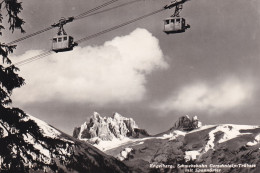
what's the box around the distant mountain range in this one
[74,112,260,173]
[1,108,260,173]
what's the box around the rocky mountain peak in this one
[73,112,149,146]
[171,115,202,131]
[113,112,123,120]
[91,112,104,124]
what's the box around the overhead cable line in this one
[13,7,165,67]
[7,26,54,46]
[74,0,120,20]
[7,0,121,45]
[75,8,165,44]
[75,0,142,20]
[13,51,54,67]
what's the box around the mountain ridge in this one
[3,107,259,173]
[106,123,260,173]
[72,113,260,173]
[73,112,150,151]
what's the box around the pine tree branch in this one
[0,119,10,135]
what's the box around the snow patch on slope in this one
[184,124,260,162]
[157,130,186,140]
[103,130,187,152]
[204,124,255,152]
[94,137,132,151]
[188,125,216,134]
[23,133,52,164]
[21,115,74,143]
[185,150,201,161]
[138,142,144,145]
[218,125,254,143]
[22,115,60,139]
[117,148,133,161]
[247,134,260,146]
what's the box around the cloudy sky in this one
[2,0,260,135]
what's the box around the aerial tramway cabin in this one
[51,17,77,53]
[163,17,189,34]
[52,34,75,53]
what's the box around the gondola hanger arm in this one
[51,17,75,28]
[164,0,189,9]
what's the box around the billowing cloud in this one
[156,78,254,113]
[12,28,168,105]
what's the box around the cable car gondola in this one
[51,17,77,53]
[163,0,190,34]
[52,35,76,52]
[163,17,190,34]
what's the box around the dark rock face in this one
[171,115,202,131]
[73,112,150,141]
[133,128,150,138]
[72,126,80,138]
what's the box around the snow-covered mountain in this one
[0,107,131,173]
[103,116,260,173]
[3,104,259,173]
[73,112,149,151]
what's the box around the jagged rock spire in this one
[73,112,149,142]
[171,115,202,131]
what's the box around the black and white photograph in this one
[0,0,260,172]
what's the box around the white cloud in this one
[12,28,168,105]
[156,78,254,113]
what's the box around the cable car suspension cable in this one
[6,0,121,45]
[74,0,120,20]
[74,0,142,20]
[75,8,165,44]
[13,7,166,67]
[13,51,54,67]
[7,26,54,46]
[7,0,186,46]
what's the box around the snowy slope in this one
[105,123,260,173]
[72,113,260,173]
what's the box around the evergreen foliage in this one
[0,0,25,106]
[0,1,26,171]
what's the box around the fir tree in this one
[0,0,26,170]
[0,0,25,106]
